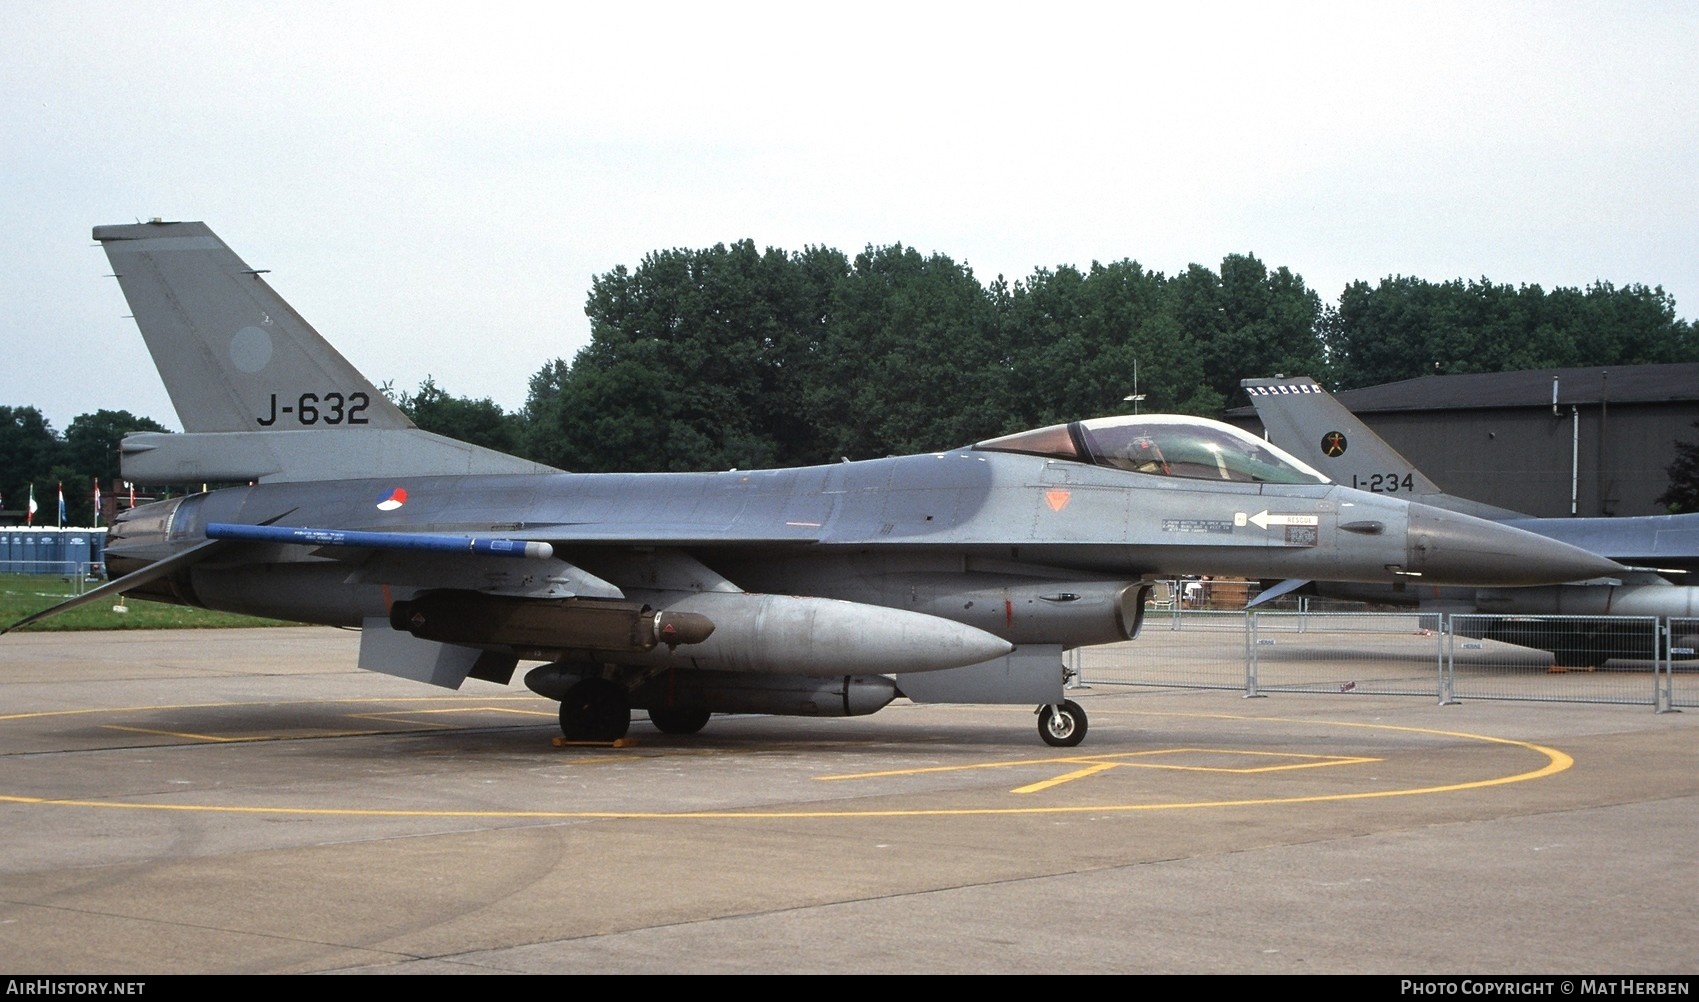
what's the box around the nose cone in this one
[1406,506,1625,586]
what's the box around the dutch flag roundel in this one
[376,487,408,511]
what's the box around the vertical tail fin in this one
[1241,376,1523,519]
[95,221,556,483]
[94,220,413,433]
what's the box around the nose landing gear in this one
[1036,699,1087,747]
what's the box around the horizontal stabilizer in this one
[119,428,556,485]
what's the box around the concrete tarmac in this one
[0,627,1694,974]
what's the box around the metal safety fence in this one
[0,562,104,595]
[1073,609,1690,712]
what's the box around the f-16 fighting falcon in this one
[2,223,1628,746]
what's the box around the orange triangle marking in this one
[1045,490,1071,512]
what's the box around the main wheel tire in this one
[648,705,711,735]
[559,678,631,742]
[1037,699,1087,747]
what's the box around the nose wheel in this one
[1037,699,1087,747]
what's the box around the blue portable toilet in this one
[64,533,91,576]
[37,531,64,576]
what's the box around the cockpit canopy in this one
[974,415,1328,485]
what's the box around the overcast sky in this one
[3,1,1694,433]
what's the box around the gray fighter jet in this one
[1,223,1628,746]
[1242,375,1699,661]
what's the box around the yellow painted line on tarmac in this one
[1011,761,1119,794]
[101,724,250,742]
[345,705,556,729]
[823,748,1378,781]
[0,708,1573,820]
[1124,707,1581,771]
[823,747,1381,793]
[1110,748,1384,772]
[103,724,408,742]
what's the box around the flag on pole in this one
[93,481,103,526]
[27,484,37,525]
[58,482,66,528]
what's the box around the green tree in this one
[0,406,61,522]
[997,264,1096,426]
[517,359,573,468]
[808,244,1003,458]
[1212,254,1328,392]
[997,258,1215,426]
[60,409,171,525]
[1323,276,1697,389]
[1571,281,1696,365]
[395,376,522,456]
[63,409,169,483]
[525,241,850,472]
[512,238,1693,474]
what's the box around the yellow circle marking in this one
[0,705,1572,819]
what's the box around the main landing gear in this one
[1036,699,1087,747]
[647,705,712,735]
[558,677,631,743]
[555,678,713,741]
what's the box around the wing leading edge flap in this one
[207,522,556,558]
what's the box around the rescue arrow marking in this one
[1240,510,1320,530]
